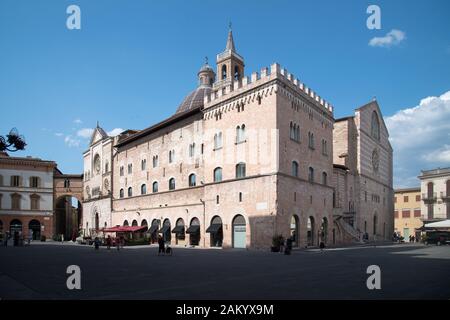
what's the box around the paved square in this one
[1,243,449,299]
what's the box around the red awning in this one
[103,226,147,233]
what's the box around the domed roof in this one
[175,86,212,114]
[199,64,214,73]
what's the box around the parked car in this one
[424,232,450,245]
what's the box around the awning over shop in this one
[172,225,185,234]
[186,225,200,234]
[148,225,159,234]
[103,226,147,233]
[206,224,222,233]
[425,219,450,228]
[159,225,170,233]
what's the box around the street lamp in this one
[0,128,27,152]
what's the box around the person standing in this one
[158,235,165,256]
[106,235,111,250]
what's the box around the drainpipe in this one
[200,199,205,247]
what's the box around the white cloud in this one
[385,90,450,188]
[369,29,406,47]
[76,128,94,139]
[422,145,450,163]
[64,135,80,148]
[54,132,64,137]
[73,118,83,124]
[108,128,124,136]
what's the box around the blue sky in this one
[0,0,449,188]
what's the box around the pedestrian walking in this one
[28,229,33,245]
[94,237,100,250]
[319,241,325,252]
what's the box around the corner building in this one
[83,29,393,248]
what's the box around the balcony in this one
[440,192,450,202]
[422,192,437,203]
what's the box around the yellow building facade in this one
[394,188,422,241]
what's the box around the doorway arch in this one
[28,219,41,240]
[232,215,246,248]
[187,217,200,246]
[173,218,185,245]
[54,195,82,240]
[290,215,300,247]
[321,217,328,244]
[10,219,22,235]
[161,218,171,243]
[207,216,223,247]
[307,216,315,246]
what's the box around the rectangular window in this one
[30,177,39,188]
[415,195,420,202]
[11,176,20,187]
[404,196,409,202]
[394,210,399,219]
[128,164,132,174]
[402,210,410,218]
[413,209,421,218]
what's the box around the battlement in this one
[204,63,334,114]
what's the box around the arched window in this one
[234,65,240,81]
[189,143,195,157]
[132,220,138,227]
[141,219,148,227]
[127,163,132,174]
[63,178,70,188]
[236,162,246,179]
[189,174,196,187]
[120,166,124,176]
[123,220,129,226]
[322,172,327,185]
[295,124,300,141]
[169,178,176,190]
[290,122,294,139]
[221,64,227,80]
[371,111,380,141]
[308,167,314,183]
[11,193,21,210]
[292,161,299,177]
[94,154,101,174]
[141,184,147,195]
[141,159,147,171]
[152,155,159,168]
[214,132,223,149]
[152,181,159,193]
[214,167,222,182]
[322,139,328,155]
[30,194,40,210]
[308,132,315,149]
[119,189,124,198]
[169,150,175,163]
[128,187,132,197]
[236,125,246,143]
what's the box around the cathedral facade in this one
[81,29,394,248]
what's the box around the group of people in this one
[1,230,34,247]
[93,235,125,251]
[157,235,172,255]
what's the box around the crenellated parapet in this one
[203,63,334,120]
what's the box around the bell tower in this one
[215,25,245,88]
